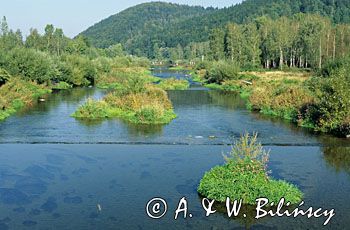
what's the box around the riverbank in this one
[183,63,349,138]
[0,78,51,121]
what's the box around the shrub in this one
[3,48,55,84]
[0,68,11,86]
[72,99,108,119]
[304,67,350,136]
[60,54,97,86]
[198,133,303,205]
[52,81,73,90]
[204,61,240,84]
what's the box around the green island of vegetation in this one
[157,78,190,90]
[72,77,177,124]
[198,133,303,204]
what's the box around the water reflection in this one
[323,147,350,174]
[125,123,164,137]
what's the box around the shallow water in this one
[0,69,349,229]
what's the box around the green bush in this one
[52,81,73,90]
[60,54,98,86]
[0,68,11,86]
[302,64,350,137]
[198,133,303,204]
[72,99,108,119]
[2,48,55,84]
[204,61,240,84]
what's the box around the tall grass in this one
[73,78,176,124]
[0,78,51,121]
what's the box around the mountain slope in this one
[81,2,213,49]
[81,0,350,57]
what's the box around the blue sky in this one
[0,0,242,38]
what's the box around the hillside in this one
[81,0,350,57]
[81,2,213,51]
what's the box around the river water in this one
[0,68,349,229]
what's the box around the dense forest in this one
[81,0,350,59]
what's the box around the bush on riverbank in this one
[303,67,350,136]
[0,78,51,121]
[198,133,303,204]
[249,83,314,121]
[52,81,73,90]
[204,61,240,84]
[72,78,176,124]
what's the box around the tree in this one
[44,24,54,52]
[26,28,43,50]
[242,23,261,68]
[224,23,243,64]
[0,16,9,36]
[209,28,225,61]
[53,28,64,56]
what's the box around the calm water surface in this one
[0,68,349,229]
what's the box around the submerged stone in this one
[0,188,31,205]
[41,197,58,213]
[14,177,47,196]
[60,174,69,181]
[52,213,61,219]
[0,223,8,230]
[22,220,37,227]
[140,171,152,180]
[23,165,54,180]
[13,207,25,213]
[29,209,41,216]
[63,196,83,204]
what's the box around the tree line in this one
[0,16,147,87]
[205,13,350,70]
[145,13,350,70]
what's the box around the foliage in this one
[81,1,350,60]
[304,66,350,136]
[157,78,190,90]
[0,78,51,121]
[204,61,240,84]
[73,80,176,124]
[52,81,73,90]
[72,98,108,119]
[198,133,303,204]
[1,48,55,84]
[0,68,10,86]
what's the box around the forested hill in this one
[80,2,213,50]
[81,0,350,57]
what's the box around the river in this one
[0,68,349,229]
